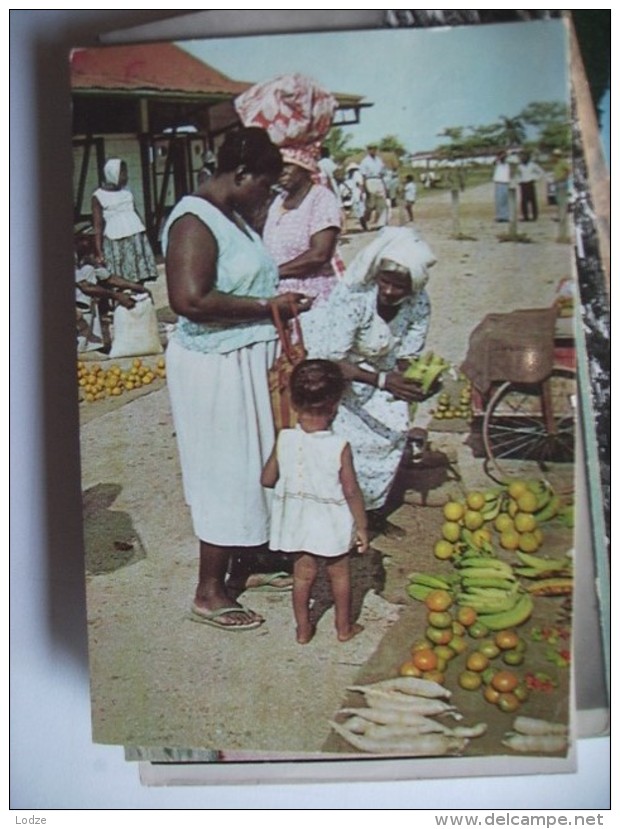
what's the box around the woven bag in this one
[268,302,307,433]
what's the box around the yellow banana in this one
[477,593,534,630]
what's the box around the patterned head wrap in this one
[103,158,122,187]
[342,227,436,293]
[235,74,336,175]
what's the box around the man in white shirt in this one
[516,151,544,221]
[359,144,388,229]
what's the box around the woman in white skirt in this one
[163,128,312,631]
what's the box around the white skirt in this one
[166,338,277,546]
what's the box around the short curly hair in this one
[290,359,345,415]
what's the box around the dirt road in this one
[80,181,575,759]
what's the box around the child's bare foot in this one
[337,623,364,642]
[296,624,316,645]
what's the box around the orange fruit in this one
[434,645,457,663]
[426,626,453,646]
[466,491,486,511]
[451,620,466,637]
[517,491,538,513]
[507,480,529,500]
[425,589,453,612]
[518,532,540,553]
[456,606,478,627]
[399,660,423,677]
[427,611,453,629]
[483,685,501,704]
[412,648,438,672]
[464,510,484,531]
[459,670,483,691]
[495,630,520,650]
[500,530,520,551]
[443,501,465,522]
[442,522,462,543]
[478,639,501,660]
[422,669,446,685]
[495,513,515,533]
[502,649,525,667]
[433,540,455,560]
[468,620,490,640]
[497,692,521,713]
[481,667,498,686]
[466,651,490,672]
[449,635,468,655]
[491,670,519,693]
[514,512,537,533]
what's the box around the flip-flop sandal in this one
[243,571,293,592]
[189,605,263,631]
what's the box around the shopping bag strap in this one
[270,300,305,361]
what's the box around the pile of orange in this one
[77,357,166,404]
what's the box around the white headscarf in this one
[341,226,436,293]
[103,158,122,187]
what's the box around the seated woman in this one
[303,227,437,535]
[262,146,342,308]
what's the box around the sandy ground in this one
[80,181,576,760]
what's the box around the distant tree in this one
[497,115,526,147]
[323,127,356,164]
[378,134,407,158]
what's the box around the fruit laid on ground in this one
[497,692,521,713]
[483,685,501,704]
[525,577,573,597]
[478,639,501,660]
[466,491,486,511]
[456,606,477,627]
[468,621,490,639]
[463,510,484,531]
[518,532,541,553]
[433,540,455,560]
[399,660,423,677]
[425,589,453,612]
[426,626,453,646]
[495,630,520,650]
[77,356,166,403]
[427,611,453,629]
[491,670,520,693]
[459,670,483,691]
[500,530,520,551]
[443,501,465,522]
[442,521,462,543]
[495,513,515,534]
[412,648,438,672]
[502,649,525,666]
[449,636,468,655]
[516,491,538,514]
[466,652,490,673]
[434,645,457,663]
[474,593,534,631]
[513,512,538,534]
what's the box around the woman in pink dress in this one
[262,146,342,308]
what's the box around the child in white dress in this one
[261,360,369,644]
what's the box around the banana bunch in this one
[556,503,575,529]
[478,489,506,523]
[514,551,573,596]
[454,557,534,630]
[404,352,450,394]
[407,572,453,603]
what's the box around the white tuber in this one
[512,716,569,737]
[330,720,468,755]
[347,676,451,700]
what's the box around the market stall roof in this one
[70,42,370,116]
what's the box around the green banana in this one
[458,556,511,571]
[557,504,575,528]
[460,565,516,580]
[477,593,534,630]
[407,583,434,602]
[480,493,505,522]
[456,593,519,614]
[407,572,452,590]
[462,577,518,591]
[534,494,562,523]
[515,551,573,574]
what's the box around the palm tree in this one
[497,115,526,147]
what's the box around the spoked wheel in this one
[482,366,577,494]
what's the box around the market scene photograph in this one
[72,19,585,764]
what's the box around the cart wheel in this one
[482,366,576,494]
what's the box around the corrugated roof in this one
[70,43,251,98]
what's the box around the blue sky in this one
[179,19,570,154]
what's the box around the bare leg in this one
[194,541,263,627]
[293,553,318,644]
[326,553,364,642]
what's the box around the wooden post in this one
[451,188,460,237]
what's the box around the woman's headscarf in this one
[103,158,122,187]
[341,227,437,293]
[234,74,336,177]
